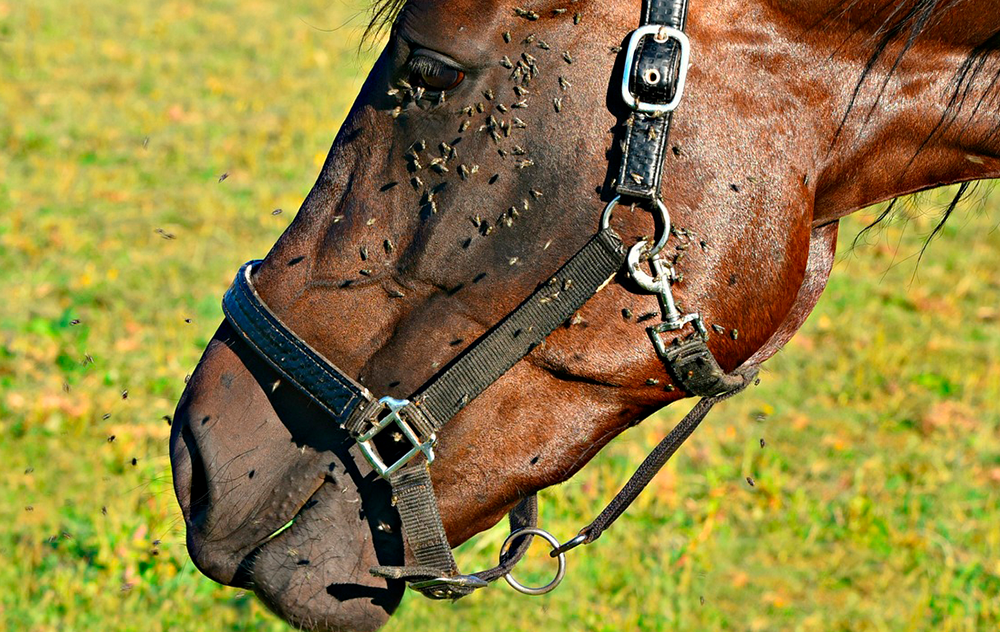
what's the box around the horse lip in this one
[169,329,331,587]
[177,418,329,587]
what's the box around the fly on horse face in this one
[169,0,1000,629]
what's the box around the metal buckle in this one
[409,575,488,600]
[621,25,691,113]
[357,396,436,478]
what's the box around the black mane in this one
[363,0,406,44]
[837,0,1000,260]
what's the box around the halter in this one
[221,0,754,601]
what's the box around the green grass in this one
[2,1,999,630]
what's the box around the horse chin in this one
[170,324,405,632]
[246,479,405,632]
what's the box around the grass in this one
[1,0,999,630]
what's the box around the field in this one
[2,1,999,630]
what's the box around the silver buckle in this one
[621,25,691,113]
[357,396,436,478]
[409,575,488,600]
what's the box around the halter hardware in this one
[356,396,436,478]
[600,195,672,258]
[409,574,489,600]
[501,528,567,596]
[625,240,708,348]
[621,25,691,113]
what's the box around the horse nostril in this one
[179,422,211,527]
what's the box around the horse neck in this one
[805,0,1000,222]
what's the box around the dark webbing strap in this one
[472,495,538,582]
[369,230,625,589]
[416,230,625,428]
[222,262,372,425]
[386,462,459,578]
[616,0,690,200]
[372,494,539,586]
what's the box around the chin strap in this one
[370,495,540,599]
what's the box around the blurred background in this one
[2,0,999,630]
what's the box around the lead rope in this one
[550,365,757,556]
[489,365,757,595]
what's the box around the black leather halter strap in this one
[220,0,750,602]
[614,0,742,397]
[617,0,690,199]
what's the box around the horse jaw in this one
[170,323,405,632]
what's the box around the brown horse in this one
[169,0,1000,629]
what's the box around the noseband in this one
[222,0,755,600]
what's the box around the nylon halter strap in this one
[221,0,749,602]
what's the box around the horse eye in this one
[407,52,465,91]
[416,66,464,91]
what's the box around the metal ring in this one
[599,196,671,258]
[646,198,671,257]
[599,195,622,231]
[501,527,567,596]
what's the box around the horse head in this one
[170,0,1000,629]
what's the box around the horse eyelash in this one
[407,55,451,80]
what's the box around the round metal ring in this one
[646,197,671,257]
[600,197,671,258]
[501,527,567,596]
[599,195,622,231]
